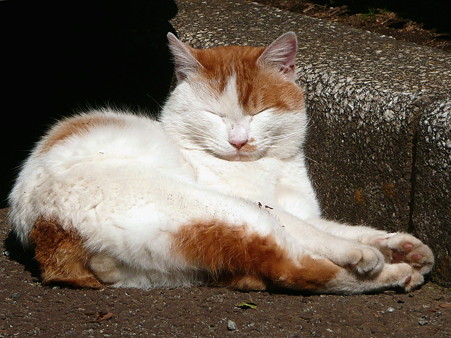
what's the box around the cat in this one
[8,32,434,294]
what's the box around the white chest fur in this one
[184,150,288,205]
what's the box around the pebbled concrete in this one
[172,0,450,286]
[413,100,450,285]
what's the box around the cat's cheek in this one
[210,123,234,157]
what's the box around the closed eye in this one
[205,110,224,118]
[253,106,274,115]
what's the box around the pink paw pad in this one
[402,242,414,251]
[391,242,421,263]
[410,253,423,262]
[392,250,406,263]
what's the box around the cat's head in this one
[161,32,307,161]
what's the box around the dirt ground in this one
[1,209,450,337]
[253,0,451,52]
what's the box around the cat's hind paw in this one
[346,246,385,276]
[376,263,424,292]
[371,233,434,275]
[89,253,123,284]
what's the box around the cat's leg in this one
[27,193,424,293]
[170,219,424,294]
[81,179,388,290]
[305,217,434,276]
[30,217,103,289]
[268,210,387,276]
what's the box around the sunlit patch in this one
[39,113,126,154]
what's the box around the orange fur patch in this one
[39,114,125,153]
[229,275,268,291]
[30,217,102,288]
[172,220,339,291]
[192,46,305,114]
[240,142,257,152]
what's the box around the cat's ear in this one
[257,32,298,81]
[167,32,201,82]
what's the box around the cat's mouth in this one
[222,149,261,162]
[211,141,262,162]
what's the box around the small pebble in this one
[227,320,237,331]
[418,320,428,326]
[11,292,21,300]
[386,307,395,313]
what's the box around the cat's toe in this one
[348,246,385,276]
[402,269,424,292]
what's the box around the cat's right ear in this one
[167,33,201,82]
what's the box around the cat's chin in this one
[220,151,260,162]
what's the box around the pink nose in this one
[229,139,248,150]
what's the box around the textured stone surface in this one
[172,0,450,285]
[413,100,450,286]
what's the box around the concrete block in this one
[413,100,450,286]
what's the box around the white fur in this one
[8,33,433,293]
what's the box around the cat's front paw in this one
[346,246,385,276]
[371,233,434,275]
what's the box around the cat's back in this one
[16,110,186,181]
[35,110,168,162]
[8,109,189,240]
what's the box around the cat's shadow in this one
[3,230,41,280]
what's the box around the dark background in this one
[0,0,178,207]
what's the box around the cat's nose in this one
[229,138,248,150]
[229,124,249,150]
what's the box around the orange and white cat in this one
[8,32,433,293]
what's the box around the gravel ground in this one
[1,208,450,337]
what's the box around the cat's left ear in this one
[257,32,298,81]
